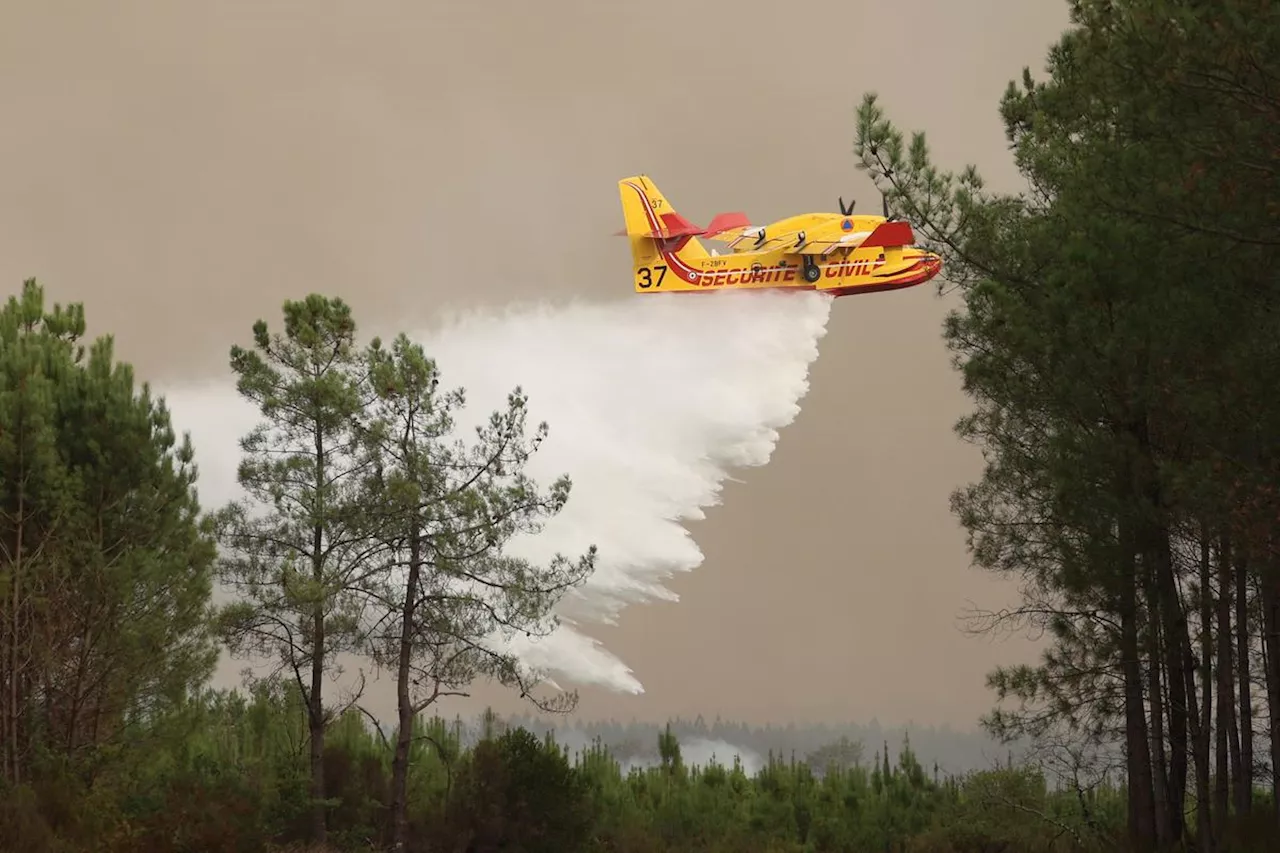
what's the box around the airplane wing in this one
[790,231,873,256]
[790,220,916,255]
[708,224,835,253]
[697,215,918,255]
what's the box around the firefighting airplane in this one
[615,174,942,297]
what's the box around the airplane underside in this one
[818,255,943,296]
[646,238,942,298]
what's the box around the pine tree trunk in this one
[1154,530,1188,843]
[310,428,328,847]
[2,485,23,787]
[1234,550,1253,814]
[1121,521,1157,852]
[1145,566,1171,849]
[1259,566,1280,831]
[1194,535,1215,852]
[0,584,7,786]
[4,424,32,788]
[1135,438,1177,849]
[305,422,327,845]
[390,532,423,852]
[310,600,327,846]
[1214,537,1239,845]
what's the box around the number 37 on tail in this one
[615,174,942,297]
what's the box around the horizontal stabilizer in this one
[655,211,705,237]
[704,211,751,237]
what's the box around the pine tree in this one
[357,331,596,850]
[0,279,218,786]
[850,3,1280,848]
[212,294,378,845]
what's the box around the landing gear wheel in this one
[802,261,821,283]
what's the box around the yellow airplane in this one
[615,174,942,297]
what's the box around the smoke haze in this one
[164,289,833,695]
[2,0,1073,729]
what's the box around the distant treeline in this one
[501,711,1029,779]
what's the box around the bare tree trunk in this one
[390,532,423,852]
[2,489,23,787]
[1146,564,1171,849]
[1122,520,1157,852]
[1259,564,1280,832]
[6,501,21,788]
[310,600,327,846]
[3,435,32,787]
[1193,535,1215,852]
[309,428,328,847]
[1234,550,1253,814]
[0,582,6,786]
[1153,528,1188,843]
[1214,537,1239,845]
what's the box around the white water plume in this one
[163,289,832,696]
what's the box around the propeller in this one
[843,192,900,220]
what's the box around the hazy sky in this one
[1,1,1071,729]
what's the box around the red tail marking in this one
[659,211,704,237]
[704,212,751,237]
[860,220,915,248]
[615,183,706,237]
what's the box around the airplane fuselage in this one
[632,233,941,298]
[617,174,943,298]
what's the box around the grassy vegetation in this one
[1,679,1135,852]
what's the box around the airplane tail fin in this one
[615,175,712,288]
[615,175,705,239]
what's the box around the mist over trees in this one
[2,0,1279,850]
[505,713,1026,778]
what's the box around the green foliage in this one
[357,330,595,849]
[212,294,378,844]
[852,1,1280,850]
[212,294,373,690]
[0,685,1128,852]
[359,331,595,710]
[0,279,218,799]
[442,727,593,852]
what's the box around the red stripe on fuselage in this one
[624,181,704,284]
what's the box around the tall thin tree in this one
[358,332,595,851]
[213,295,380,845]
